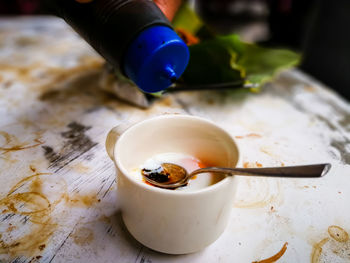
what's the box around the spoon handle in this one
[191,163,331,178]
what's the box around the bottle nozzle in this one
[124,26,189,93]
[163,66,177,83]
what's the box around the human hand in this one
[154,0,182,21]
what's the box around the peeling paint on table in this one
[0,17,349,263]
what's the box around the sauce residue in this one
[328,225,349,242]
[244,162,263,168]
[0,131,12,144]
[65,193,100,207]
[0,166,58,257]
[0,138,43,153]
[311,225,350,263]
[235,133,262,139]
[0,163,102,258]
[72,227,94,246]
[311,238,329,263]
[253,242,288,263]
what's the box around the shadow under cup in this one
[113,115,240,254]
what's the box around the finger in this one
[154,0,182,21]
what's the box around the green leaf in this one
[172,3,203,34]
[235,42,300,85]
[180,37,243,85]
[181,34,300,88]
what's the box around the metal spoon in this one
[142,163,332,189]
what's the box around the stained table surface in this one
[0,17,349,263]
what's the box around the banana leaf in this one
[172,4,300,90]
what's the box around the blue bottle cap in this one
[124,25,190,93]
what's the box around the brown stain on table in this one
[311,225,350,262]
[0,131,12,144]
[7,169,51,196]
[253,242,288,263]
[66,192,99,207]
[0,216,57,257]
[7,223,16,232]
[29,165,37,173]
[234,180,282,209]
[235,133,262,139]
[0,130,44,154]
[72,227,94,246]
[328,225,349,242]
[0,59,103,92]
[0,138,43,153]
[304,85,316,92]
[29,177,43,194]
[0,191,50,215]
[157,96,173,107]
[29,255,43,262]
[38,70,102,102]
[0,159,100,257]
[243,161,263,168]
[33,61,104,104]
[234,158,284,209]
[99,215,112,224]
[0,166,59,257]
[311,238,330,263]
[72,163,91,174]
[0,63,41,83]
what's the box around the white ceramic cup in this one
[105,115,240,254]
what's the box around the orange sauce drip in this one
[252,242,288,263]
[191,159,208,180]
[175,28,199,46]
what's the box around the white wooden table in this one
[0,17,349,263]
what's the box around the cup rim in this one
[114,114,240,196]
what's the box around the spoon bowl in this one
[142,163,332,189]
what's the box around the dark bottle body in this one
[49,0,171,71]
[47,0,190,93]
